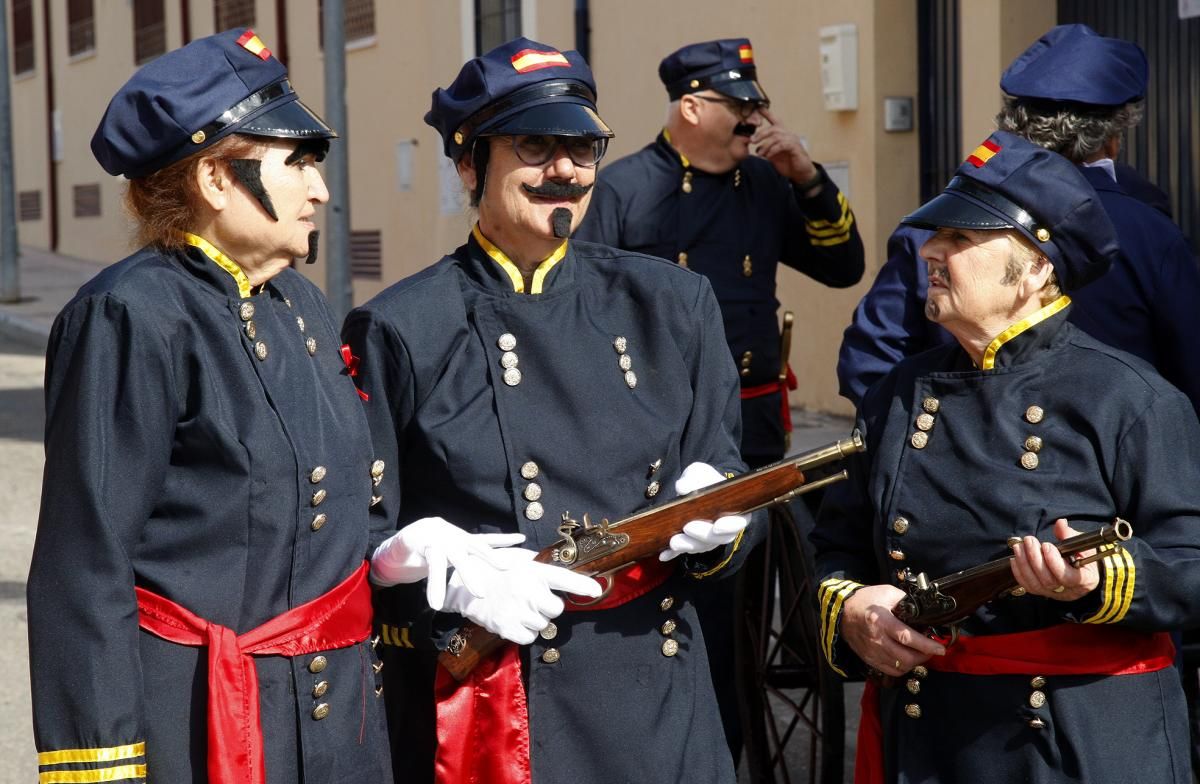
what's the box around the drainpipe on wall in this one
[574,0,590,64]
[274,0,288,66]
[41,0,56,250]
[0,0,20,301]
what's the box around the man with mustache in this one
[578,38,865,469]
[575,37,865,760]
[342,38,756,783]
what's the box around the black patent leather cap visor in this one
[902,176,1041,234]
[483,101,614,139]
[712,77,769,103]
[241,97,338,139]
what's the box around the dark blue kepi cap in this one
[426,38,613,161]
[658,38,768,103]
[902,130,1119,291]
[92,28,335,179]
[1001,24,1148,106]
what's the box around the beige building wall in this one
[5,1,1059,413]
[959,0,1057,153]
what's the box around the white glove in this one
[370,516,526,610]
[659,462,749,562]
[443,547,604,645]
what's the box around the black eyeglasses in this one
[693,95,769,121]
[508,134,610,168]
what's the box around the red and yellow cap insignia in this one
[236,29,272,61]
[966,138,1001,168]
[738,44,755,64]
[511,48,570,73]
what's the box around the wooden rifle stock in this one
[438,431,866,681]
[893,518,1133,630]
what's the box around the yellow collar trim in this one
[981,295,1072,370]
[662,128,691,168]
[472,224,567,295]
[185,233,252,298]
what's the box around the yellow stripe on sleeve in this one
[38,743,145,766]
[1084,544,1134,624]
[817,577,862,676]
[40,765,146,783]
[803,193,851,229]
[807,214,856,246]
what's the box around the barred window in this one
[317,0,375,47]
[12,0,34,74]
[18,190,41,221]
[133,0,165,64]
[350,230,382,280]
[475,0,520,55]
[73,184,101,218]
[214,0,255,32]
[67,0,95,56]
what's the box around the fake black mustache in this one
[522,181,593,199]
[733,123,756,138]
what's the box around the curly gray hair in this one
[995,93,1144,162]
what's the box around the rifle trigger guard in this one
[566,574,615,607]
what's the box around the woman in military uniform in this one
[813,132,1200,782]
[26,30,394,784]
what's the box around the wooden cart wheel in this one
[735,503,845,784]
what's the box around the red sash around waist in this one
[433,557,674,784]
[136,562,373,784]
[854,625,1175,784]
[740,366,798,432]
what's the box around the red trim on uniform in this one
[433,558,674,784]
[854,625,1175,784]
[136,563,374,784]
[739,366,798,432]
[340,343,369,401]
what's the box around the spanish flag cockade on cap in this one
[738,44,755,64]
[236,29,272,61]
[966,139,1001,168]
[510,48,570,73]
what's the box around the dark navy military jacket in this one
[838,166,1200,413]
[28,242,392,783]
[577,132,865,463]
[342,234,755,784]
[814,302,1200,782]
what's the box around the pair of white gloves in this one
[369,463,748,645]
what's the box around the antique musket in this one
[439,431,867,681]
[893,518,1133,635]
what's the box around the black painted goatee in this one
[551,208,573,239]
[305,230,320,265]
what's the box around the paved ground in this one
[0,335,46,783]
[0,245,862,782]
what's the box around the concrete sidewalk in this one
[0,245,108,350]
